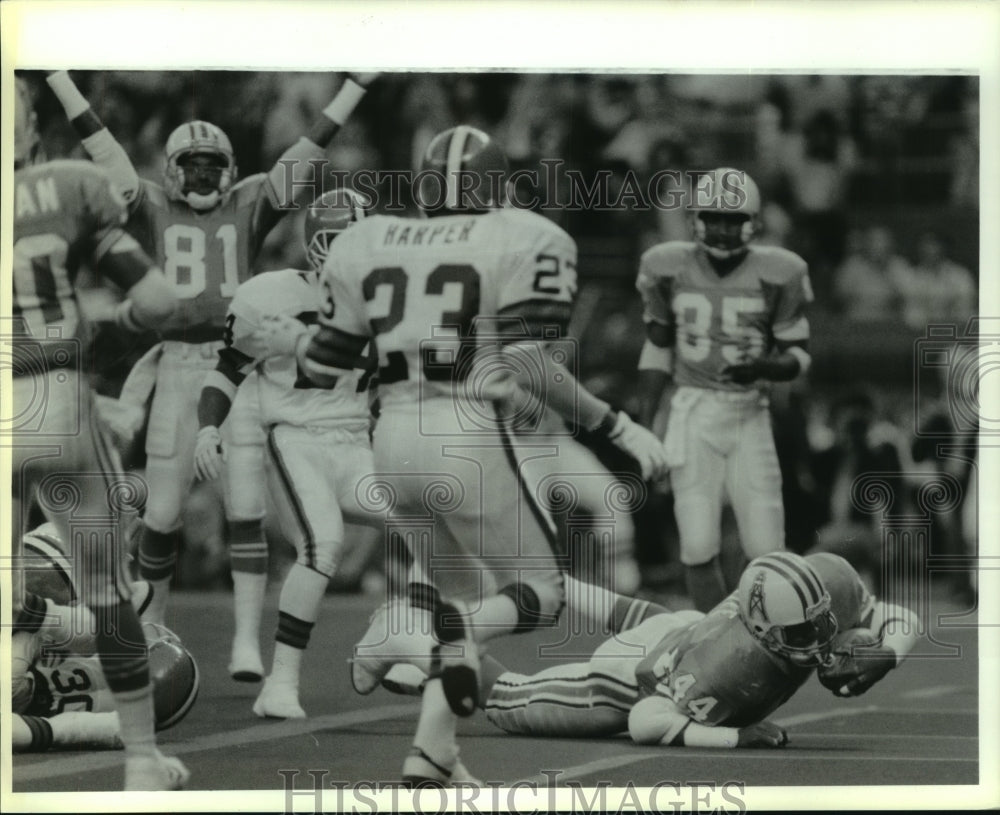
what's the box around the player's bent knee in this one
[498,575,565,634]
[297,545,340,579]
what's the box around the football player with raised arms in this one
[255,125,669,784]
[482,551,917,749]
[11,77,186,789]
[636,168,814,612]
[13,526,200,754]
[194,188,379,719]
[46,70,379,681]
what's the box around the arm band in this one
[322,78,367,126]
[46,71,90,119]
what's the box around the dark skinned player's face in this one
[179,153,228,196]
[699,211,750,253]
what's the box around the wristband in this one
[322,78,367,126]
[46,71,91,119]
[595,409,625,438]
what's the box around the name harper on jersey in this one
[382,218,479,247]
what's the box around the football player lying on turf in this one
[12,525,199,753]
[484,551,915,747]
[384,551,916,749]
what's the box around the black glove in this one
[736,720,788,748]
[818,629,897,697]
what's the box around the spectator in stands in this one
[894,230,977,330]
[833,226,908,322]
[808,390,910,590]
[784,109,857,300]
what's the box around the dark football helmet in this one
[303,187,371,270]
[417,125,509,214]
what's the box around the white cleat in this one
[124,749,190,791]
[381,663,428,696]
[401,746,481,788]
[252,680,306,719]
[228,641,264,683]
[349,601,433,696]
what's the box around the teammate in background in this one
[11,77,186,789]
[636,168,814,612]
[194,189,378,718]
[46,70,379,682]
[255,126,669,784]
[13,526,199,753]
[483,551,916,748]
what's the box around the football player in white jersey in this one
[636,168,814,612]
[194,188,377,718]
[13,525,199,754]
[255,126,669,784]
[46,71,378,677]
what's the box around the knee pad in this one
[498,573,565,634]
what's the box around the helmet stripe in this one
[445,125,471,209]
[758,560,811,613]
[768,552,824,605]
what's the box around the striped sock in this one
[137,526,181,582]
[228,519,268,575]
[17,715,54,752]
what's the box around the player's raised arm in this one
[46,71,141,203]
[266,72,379,209]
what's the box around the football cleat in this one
[381,663,428,697]
[163,120,236,210]
[417,125,509,213]
[228,641,264,683]
[303,187,371,270]
[401,746,481,788]
[349,601,433,696]
[252,679,306,719]
[738,552,838,667]
[689,167,761,260]
[124,749,190,791]
[143,623,200,730]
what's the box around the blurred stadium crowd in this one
[21,70,980,601]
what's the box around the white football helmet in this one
[163,120,236,210]
[143,623,200,730]
[689,167,761,260]
[738,552,837,667]
[22,523,75,605]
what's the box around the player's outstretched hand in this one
[193,426,224,481]
[349,72,381,88]
[253,314,308,360]
[603,411,670,481]
[818,629,896,697]
[736,720,788,748]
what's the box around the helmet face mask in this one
[689,167,761,260]
[739,553,838,668]
[303,188,371,270]
[164,121,236,211]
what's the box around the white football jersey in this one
[225,268,372,429]
[315,208,578,409]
